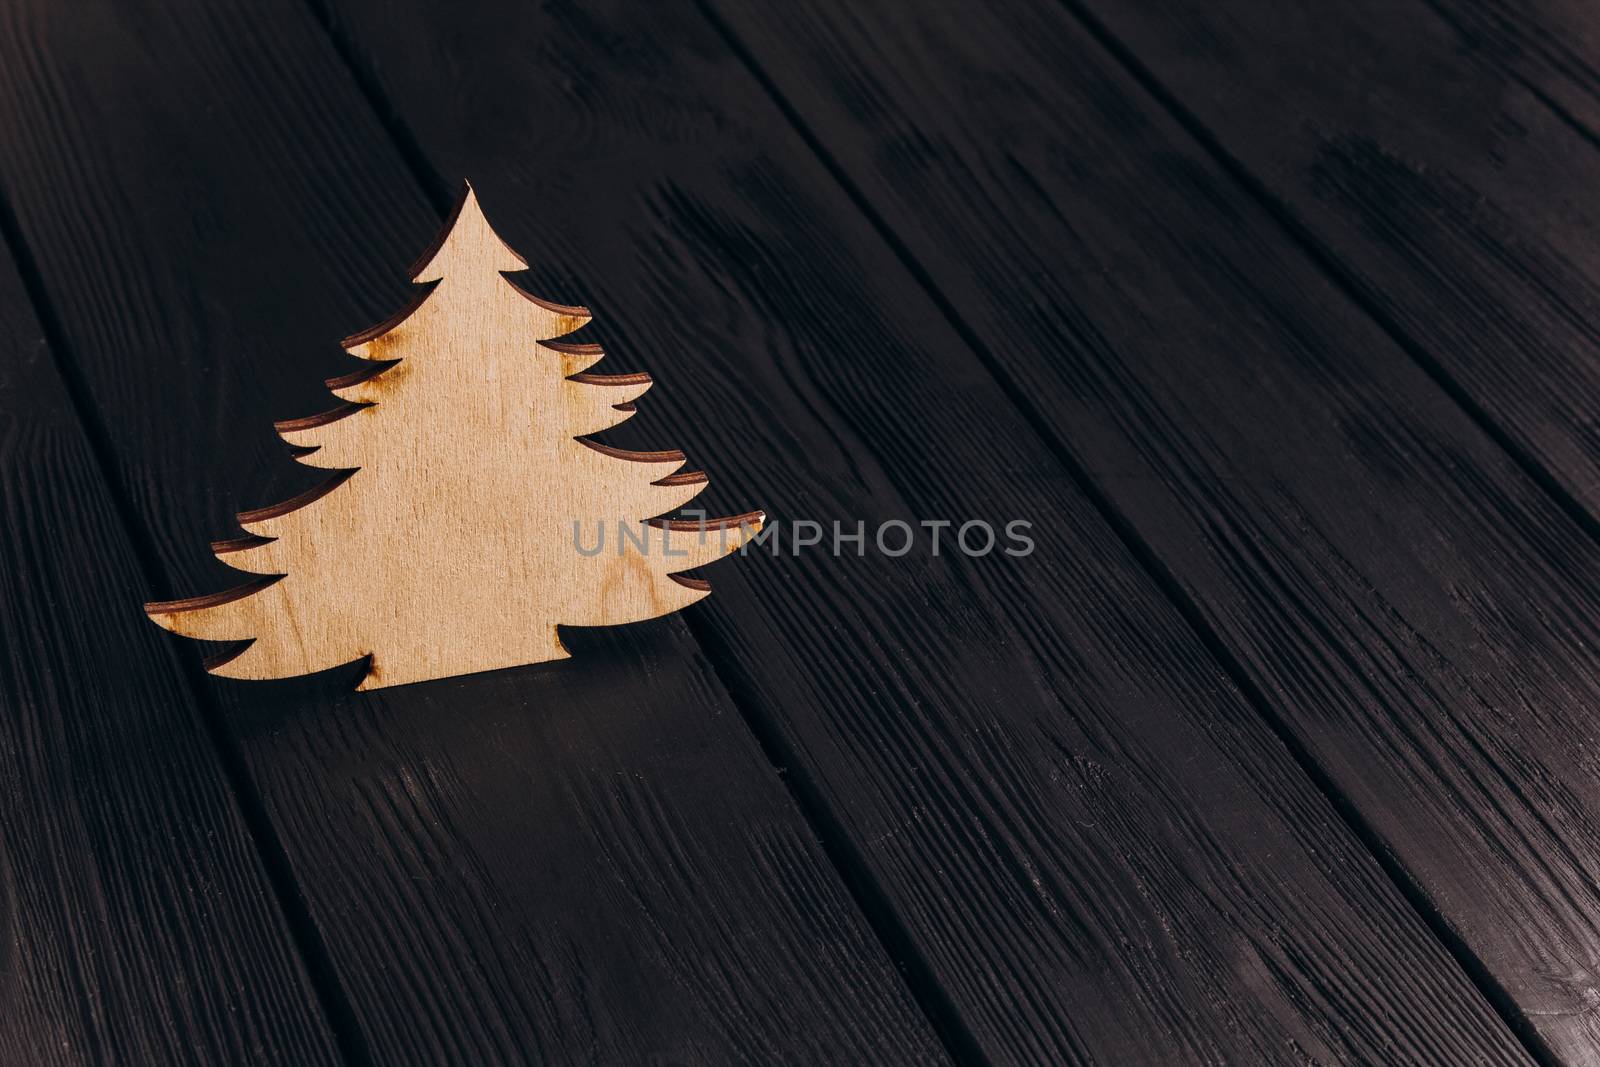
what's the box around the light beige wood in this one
[146,183,763,690]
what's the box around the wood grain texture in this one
[147,185,761,688]
[1427,0,1600,145]
[1406,0,1600,135]
[0,228,340,1060]
[0,1,943,1062]
[1066,0,1600,531]
[702,0,1600,1059]
[311,0,1537,1061]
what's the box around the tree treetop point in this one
[410,181,530,283]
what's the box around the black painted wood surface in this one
[0,0,1593,1062]
[304,0,1541,1062]
[700,0,1600,1061]
[0,208,341,1061]
[1067,0,1600,542]
[0,1,942,1063]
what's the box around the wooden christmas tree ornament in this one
[145,183,763,690]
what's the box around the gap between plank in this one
[0,182,375,1067]
[675,609,989,1066]
[298,2,984,1062]
[1048,11,1600,1056]
[1054,0,1600,585]
[1416,0,1600,160]
[689,2,1563,1065]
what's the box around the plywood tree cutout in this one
[146,183,763,690]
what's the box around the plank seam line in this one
[1046,9,1594,1058]
[297,2,983,1062]
[676,611,990,1066]
[1051,2,1600,592]
[0,180,374,1067]
[691,2,1560,1064]
[1417,0,1600,159]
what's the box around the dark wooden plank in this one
[310,0,1538,1062]
[0,230,340,1059]
[1408,0,1600,136]
[0,2,945,1062]
[1066,0,1600,533]
[699,0,1600,1059]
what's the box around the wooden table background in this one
[3,0,1599,1063]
